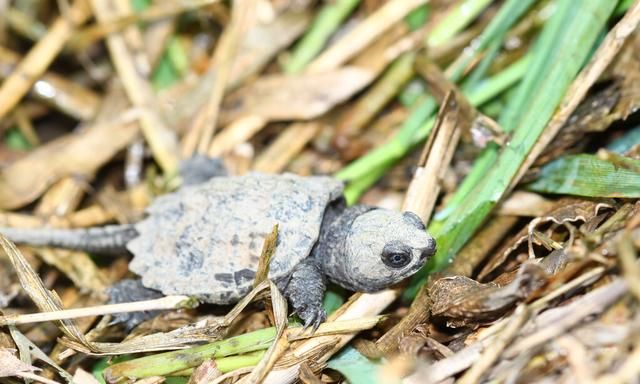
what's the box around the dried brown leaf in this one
[498,191,554,217]
[252,122,321,173]
[430,263,547,328]
[220,67,373,124]
[0,46,100,120]
[403,91,462,222]
[0,253,18,308]
[0,114,139,209]
[0,348,38,377]
[9,327,74,382]
[90,0,179,173]
[505,278,628,357]
[182,0,254,156]
[0,0,91,120]
[479,198,612,280]
[230,10,311,84]
[298,362,322,384]
[608,23,640,120]
[448,215,520,278]
[306,0,428,73]
[36,249,109,293]
[0,235,90,348]
[167,9,311,131]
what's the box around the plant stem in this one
[104,327,276,380]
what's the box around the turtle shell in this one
[127,173,343,304]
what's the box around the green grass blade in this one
[426,0,495,47]
[283,0,361,74]
[339,56,528,204]
[421,0,618,277]
[339,56,529,204]
[525,154,640,198]
[337,0,537,197]
[497,0,575,131]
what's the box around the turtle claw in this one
[300,307,326,334]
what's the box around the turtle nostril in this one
[421,241,436,260]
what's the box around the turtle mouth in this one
[419,238,437,263]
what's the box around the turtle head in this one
[325,208,436,292]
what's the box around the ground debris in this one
[0,1,639,384]
[430,263,547,328]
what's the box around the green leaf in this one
[340,56,530,204]
[405,4,429,31]
[152,38,188,90]
[327,346,381,384]
[607,125,640,153]
[526,154,640,198]
[323,286,346,315]
[166,37,189,76]
[105,328,275,379]
[5,128,32,150]
[152,57,180,90]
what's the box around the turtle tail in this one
[0,224,138,255]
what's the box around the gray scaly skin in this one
[0,225,136,254]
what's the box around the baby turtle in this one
[0,172,436,328]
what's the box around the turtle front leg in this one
[281,258,327,330]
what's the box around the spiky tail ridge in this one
[0,224,138,254]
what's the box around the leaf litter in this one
[0,1,639,384]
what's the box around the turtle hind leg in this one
[0,224,137,254]
[280,258,327,331]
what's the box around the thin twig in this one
[0,296,197,326]
[457,305,530,384]
[505,279,628,357]
[594,336,640,384]
[182,0,253,157]
[0,0,91,120]
[90,0,179,174]
[70,0,220,50]
[402,91,461,220]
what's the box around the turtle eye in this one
[382,251,411,268]
[382,241,412,269]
